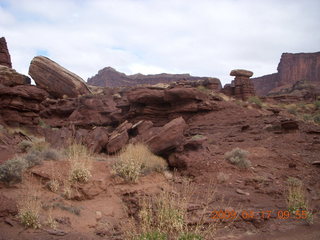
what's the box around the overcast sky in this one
[1,0,319,85]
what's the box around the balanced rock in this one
[0,37,12,68]
[29,56,91,98]
[230,69,253,78]
[222,69,255,100]
[0,66,31,86]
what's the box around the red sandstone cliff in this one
[252,52,320,96]
[87,67,221,89]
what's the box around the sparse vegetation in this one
[286,177,313,224]
[112,143,168,182]
[17,192,41,229]
[314,100,320,110]
[126,179,216,240]
[66,144,93,183]
[248,96,262,107]
[217,172,229,184]
[225,148,251,169]
[314,114,320,124]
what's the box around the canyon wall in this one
[252,52,320,96]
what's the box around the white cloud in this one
[0,0,319,85]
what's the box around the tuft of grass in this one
[19,140,33,152]
[217,172,229,184]
[47,179,60,193]
[126,178,216,240]
[248,96,262,107]
[112,143,168,182]
[314,100,320,110]
[286,177,313,224]
[17,190,42,229]
[66,144,92,183]
[225,148,251,169]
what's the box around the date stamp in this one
[210,209,309,220]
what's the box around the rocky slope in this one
[252,52,320,96]
[87,66,221,90]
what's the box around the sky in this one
[0,0,320,86]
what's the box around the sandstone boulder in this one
[0,37,12,68]
[145,117,188,154]
[106,121,132,154]
[0,66,31,86]
[29,56,91,98]
[230,69,253,78]
[85,127,109,153]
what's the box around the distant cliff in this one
[87,67,221,89]
[252,52,320,96]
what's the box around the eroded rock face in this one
[0,85,49,126]
[0,37,12,68]
[252,52,320,96]
[29,56,91,98]
[222,69,255,100]
[0,66,31,86]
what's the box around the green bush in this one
[24,151,42,167]
[134,231,167,240]
[42,148,61,161]
[225,148,251,169]
[248,96,262,107]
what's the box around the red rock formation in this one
[0,37,12,68]
[252,52,320,96]
[0,66,31,86]
[222,69,255,100]
[29,56,91,98]
[87,66,221,90]
[0,85,48,126]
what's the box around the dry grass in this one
[125,178,216,240]
[66,144,93,183]
[17,184,42,229]
[112,143,168,182]
[286,177,313,224]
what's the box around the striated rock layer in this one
[0,37,12,68]
[87,66,222,90]
[252,52,320,96]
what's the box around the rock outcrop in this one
[87,66,221,90]
[29,56,91,98]
[0,85,49,126]
[252,52,320,96]
[0,37,12,68]
[0,66,31,86]
[222,69,255,100]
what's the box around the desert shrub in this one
[42,148,61,161]
[0,157,28,184]
[66,144,92,183]
[225,148,251,169]
[248,96,262,107]
[47,179,60,193]
[314,114,320,124]
[217,172,229,184]
[112,143,168,182]
[191,134,205,140]
[18,195,41,229]
[24,150,42,167]
[178,233,203,240]
[303,114,313,122]
[19,140,33,152]
[314,100,320,110]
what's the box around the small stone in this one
[236,189,250,196]
[96,211,102,221]
[288,163,296,168]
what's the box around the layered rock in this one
[87,66,221,90]
[0,66,31,86]
[0,85,49,126]
[222,69,255,100]
[252,52,320,96]
[29,56,91,98]
[0,37,12,68]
